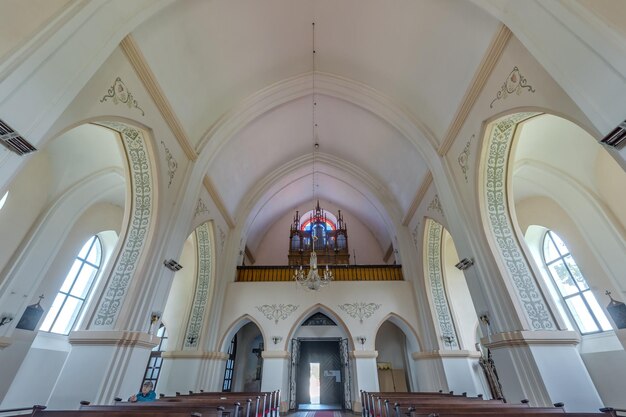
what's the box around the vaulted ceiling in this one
[126,0,504,248]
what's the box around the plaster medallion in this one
[161,141,178,188]
[100,77,145,116]
[257,304,299,324]
[490,67,535,108]
[427,194,443,216]
[195,199,210,217]
[338,302,381,323]
[457,134,474,183]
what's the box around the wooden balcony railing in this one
[236,265,403,282]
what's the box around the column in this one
[484,331,603,412]
[412,350,485,396]
[261,351,290,412]
[47,331,158,409]
[159,351,229,395]
[351,350,378,413]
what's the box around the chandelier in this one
[293,21,333,291]
[294,238,333,291]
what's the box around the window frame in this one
[39,235,103,335]
[142,324,168,390]
[541,230,611,335]
[222,335,237,392]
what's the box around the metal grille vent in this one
[601,120,626,149]
[0,119,36,155]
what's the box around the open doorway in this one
[296,340,343,410]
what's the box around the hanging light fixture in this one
[294,21,333,291]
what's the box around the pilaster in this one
[159,351,229,395]
[483,330,603,412]
[350,350,378,411]
[411,350,484,395]
[47,331,158,409]
[261,350,289,411]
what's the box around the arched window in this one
[542,230,611,334]
[40,235,102,334]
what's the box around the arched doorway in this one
[290,310,350,411]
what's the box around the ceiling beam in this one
[203,175,235,229]
[120,35,198,161]
[402,172,433,226]
[437,24,512,156]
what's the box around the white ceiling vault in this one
[131,0,501,247]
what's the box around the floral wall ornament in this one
[100,77,145,116]
[338,302,381,323]
[257,304,299,324]
[428,194,443,216]
[183,222,212,348]
[425,220,459,349]
[92,123,153,326]
[195,199,210,217]
[483,112,556,330]
[412,222,420,248]
[218,226,226,253]
[490,66,536,108]
[458,134,474,183]
[160,141,177,188]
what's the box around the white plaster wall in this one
[162,232,197,350]
[0,151,52,279]
[294,325,345,339]
[220,281,419,354]
[581,349,626,409]
[441,357,483,397]
[252,199,385,265]
[1,332,71,408]
[442,232,479,350]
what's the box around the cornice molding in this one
[68,330,159,349]
[402,172,433,226]
[482,330,581,349]
[120,35,198,161]
[161,351,229,360]
[437,24,512,156]
[262,350,290,359]
[203,175,235,229]
[350,350,378,359]
[412,350,482,360]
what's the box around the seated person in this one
[129,381,156,402]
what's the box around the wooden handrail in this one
[236,264,403,282]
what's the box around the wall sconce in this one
[455,257,474,270]
[479,313,490,327]
[356,336,367,346]
[272,336,283,345]
[0,315,14,327]
[164,259,183,271]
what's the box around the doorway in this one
[296,340,343,410]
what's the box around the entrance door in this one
[296,340,342,410]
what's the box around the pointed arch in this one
[218,314,266,353]
[374,312,423,354]
[423,218,459,349]
[477,111,557,330]
[286,303,353,350]
[183,221,216,349]
[87,120,159,327]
